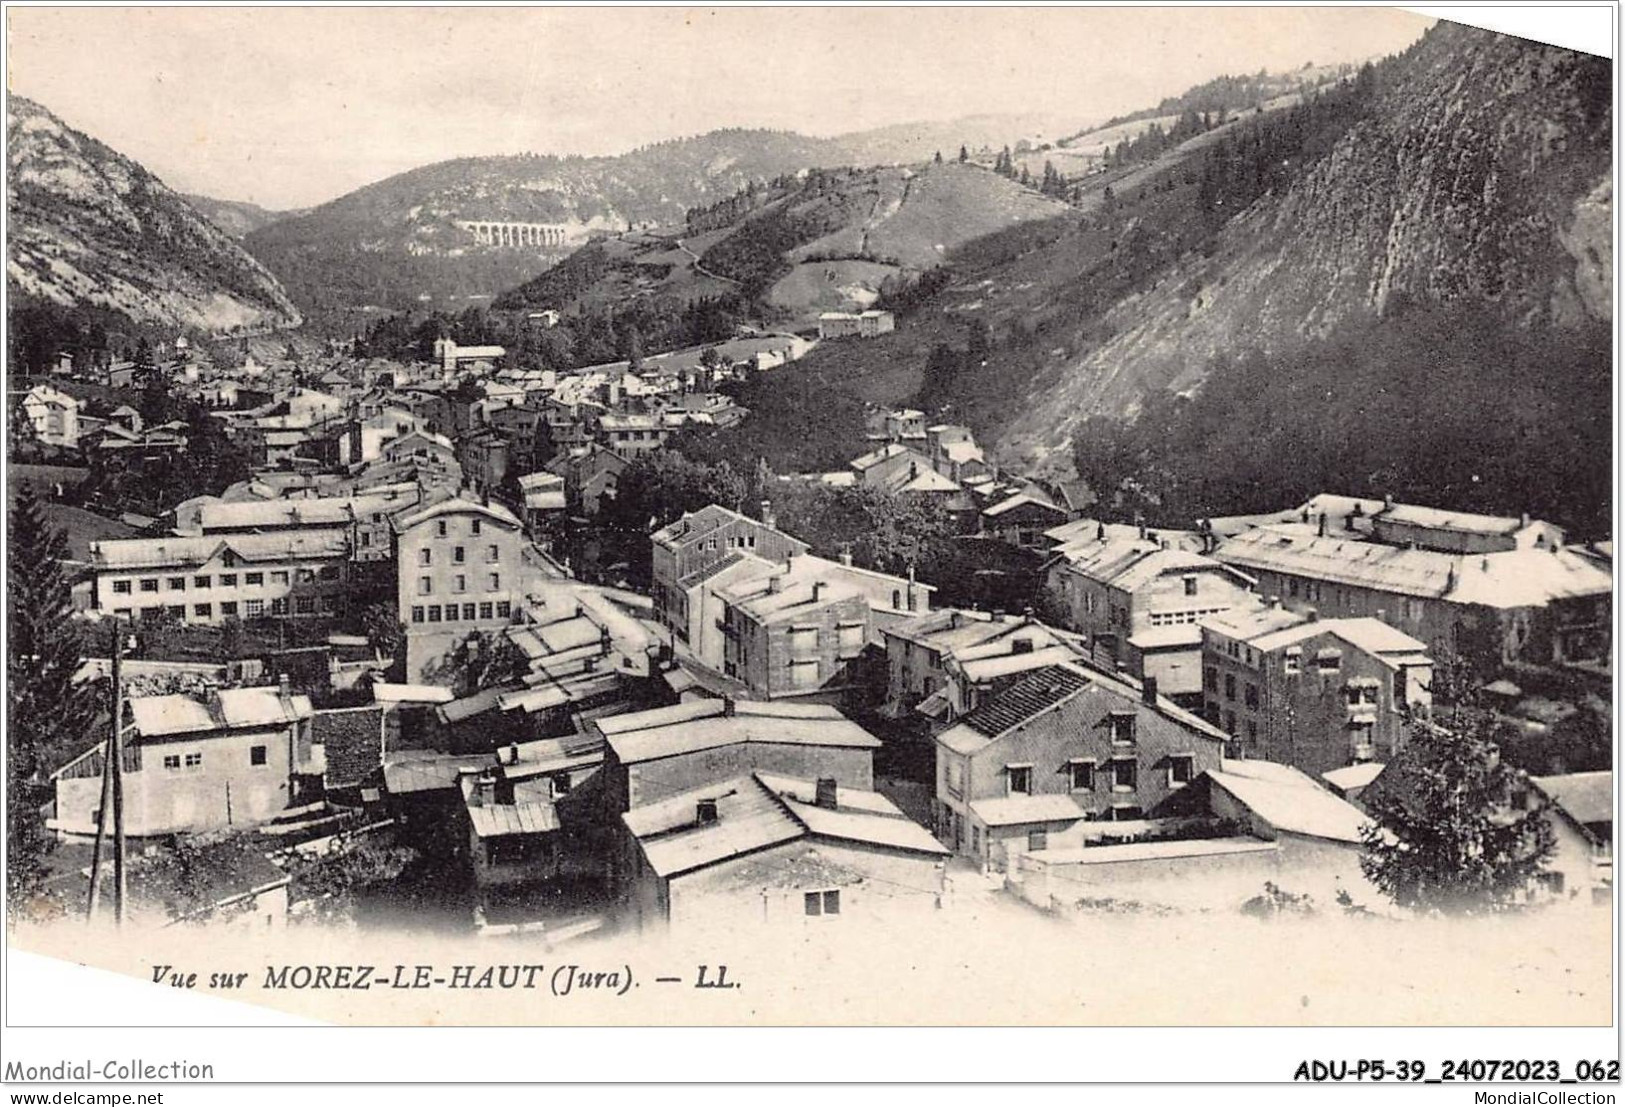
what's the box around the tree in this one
[139,366,173,425]
[933,150,943,164]
[286,835,419,926]
[958,145,969,163]
[1359,715,1555,915]
[431,629,529,698]
[7,487,100,910]
[359,602,405,670]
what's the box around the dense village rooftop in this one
[622,770,945,879]
[1215,528,1610,607]
[597,698,880,765]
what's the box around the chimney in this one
[815,777,839,810]
[811,581,826,603]
[1268,595,1281,609]
[768,574,783,594]
[1096,521,1106,541]
[949,611,963,629]
[1375,608,1386,624]
[1446,564,1459,592]
[722,697,736,717]
[695,798,719,826]
[1317,513,1328,537]
[1345,513,1357,531]
[503,742,520,765]
[1520,511,1531,529]
[840,546,853,567]
[1305,607,1319,622]
[278,673,291,702]
[1141,675,1159,704]
[1300,508,1310,524]
[761,499,776,530]
[1383,492,1394,511]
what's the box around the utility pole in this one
[110,615,127,925]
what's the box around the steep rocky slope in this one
[7,97,301,335]
[999,21,1611,469]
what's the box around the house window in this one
[463,603,477,621]
[487,544,500,563]
[1006,765,1033,795]
[552,773,572,799]
[453,546,466,564]
[1028,828,1049,852]
[193,575,211,588]
[139,578,159,593]
[479,602,493,620]
[221,602,238,617]
[113,579,132,595]
[360,533,372,548]
[1203,666,1217,692]
[319,565,340,581]
[1183,575,1198,597]
[411,606,424,624]
[167,577,186,591]
[471,518,482,536]
[418,549,432,566]
[1316,649,1342,673]
[1284,648,1301,674]
[168,605,186,619]
[295,597,316,615]
[1069,761,1096,792]
[496,601,511,618]
[321,596,338,614]
[454,574,467,594]
[194,604,212,618]
[296,569,315,584]
[1244,683,1259,709]
[163,755,181,771]
[486,573,500,591]
[804,890,841,917]
[271,571,290,585]
[183,752,203,769]
[789,658,820,688]
[1110,805,1144,821]
[1109,713,1136,746]
[237,573,254,586]
[245,599,264,617]
[1168,755,1194,788]
[946,759,964,798]
[436,520,448,537]
[427,605,442,623]
[419,576,432,595]
[250,745,267,766]
[1111,758,1137,792]
[271,598,289,616]
[1224,673,1236,701]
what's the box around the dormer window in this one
[1006,764,1033,795]
[1109,713,1136,746]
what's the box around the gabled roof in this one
[1207,760,1370,844]
[126,687,313,740]
[622,771,943,879]
[92,531,349,571]
[956,664,1092,739]
[599,699,879,765]
[982,492,1065,519]
[1531,772,1613,838]
[392,495,520,534]
[1053,537,1253,592]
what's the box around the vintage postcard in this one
[1,2,1617,1084]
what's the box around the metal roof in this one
[128,688,312,738]
[393,496,520,534]
[467,799,561,839]
[1208,762,1370,844]
[760,773,949,855]
[623,775,803,878]
[92,531,348,571]
[970,793,1086,827]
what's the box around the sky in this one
[7,7,1436,211]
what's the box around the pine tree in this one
[7,487,100,910]
[933,150,943,164]
[958,145,969,163]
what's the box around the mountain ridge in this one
[7,96,302,335]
